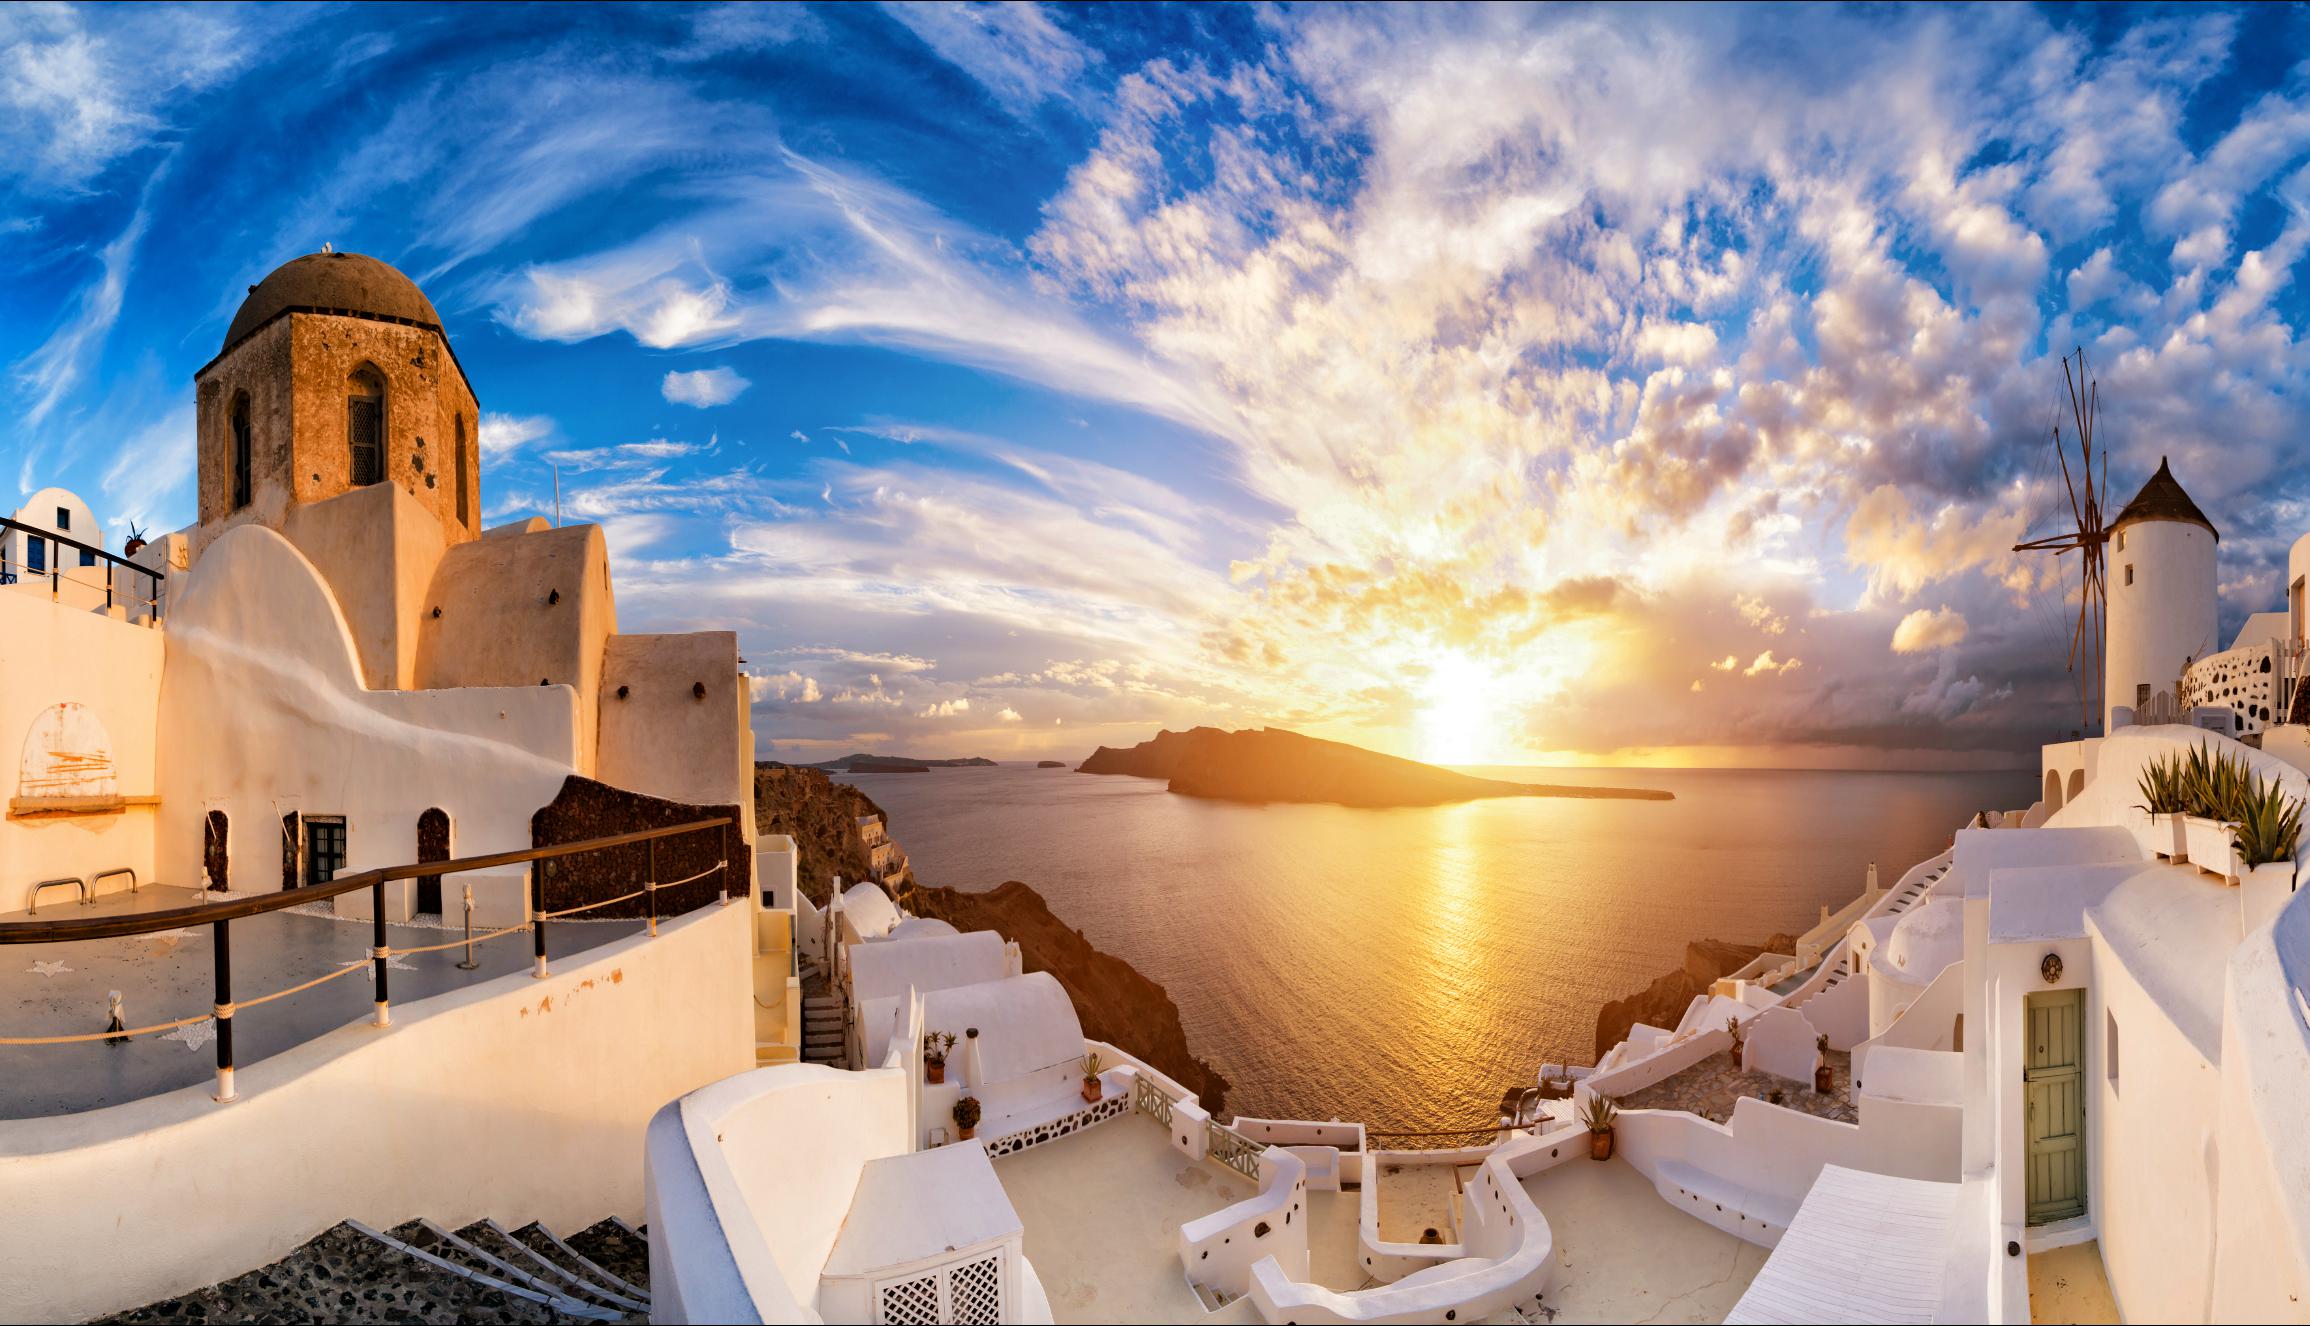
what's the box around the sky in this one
[9,2,2310,771]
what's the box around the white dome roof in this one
[1885,896,1963,979]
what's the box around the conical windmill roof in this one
[2111,457,2218,542]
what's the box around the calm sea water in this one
[843,763,2037,1133]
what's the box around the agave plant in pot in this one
[1813,1033,1834,1094]
[1580,1092,1619,1161]
[1725,1015,1745,1067]
[2181,746,2249,879]
[1079,1051,1104,1104]
[2232,772,2302,931]
[953,1094,982,1142]
[923,1030,956,1085]
[2134,753,2188,861]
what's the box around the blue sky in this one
[10,3,2310,768]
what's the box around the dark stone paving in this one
[1613,1048,1859,1124]
[95,1221,652,1325]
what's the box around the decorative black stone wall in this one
[980,1092,1126,1159]
[529,775,748,920]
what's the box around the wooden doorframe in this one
[2024,987,2087,1225]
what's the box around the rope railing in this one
[0,816,733,1103]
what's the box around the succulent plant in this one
[1579,1092,1618,1134]
[2230,772,2303,867]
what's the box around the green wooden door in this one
[2025,988,2086,1224]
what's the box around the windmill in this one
[2012,348,2109,737]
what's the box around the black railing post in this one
[532,861,549,979]
[212,918,236,1103]
[371,881,391,1027]
[647,838,658,938]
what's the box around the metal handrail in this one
[91,867,138,900]
[0,515,166,619]
[0,815,734,1105]
[0,816,731,944]
[27,877,87,915]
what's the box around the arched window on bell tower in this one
[348,365,386,486]
[230,391,253,510]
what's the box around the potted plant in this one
[952,1095,982,1141]
[1813,1033,1834,1094]
[1725,1015,1744,1067]
[1580,1093,1618,1161]
[2183,746,2250,881]
[2234,771,2302,930]
[2134,754,2188,860]
[923,1030,956,1085]
[1079,1051,1104,1103]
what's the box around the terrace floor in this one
[1612,1049,1857,1124]
[2029,1239,2120,1324]
[992,1110,1364,1322]
[1518,1156,1769,1323]
[0,884,639,1118]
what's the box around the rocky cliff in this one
[753,764,903,905]
[1591,932,1798,1060]
[1080,726,1672,807]
[753,763,1229,1110]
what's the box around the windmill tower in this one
[2012,349,2111,737]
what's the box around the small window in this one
[304,816,347,888]
[2116,530,2126,552]
[25,537,44,575]
[2106,1008,2120,1093]
[454,414,471,527]
[2124,564,2134,586]
[78,544,94,568]
[348,367,385,487]
[55,506,69,530]
[231,393,253,510]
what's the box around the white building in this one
[2105,458,2222,730]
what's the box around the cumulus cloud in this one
[479,412,555,457]
[1743,651,1803,678]
[1892,606,1970,653]
[662,365,752,407]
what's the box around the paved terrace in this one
[992,1104,1774,1324]
[1612,1049,1858,1124]
[0,884,640,1117]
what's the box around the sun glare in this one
[1415,652,1502,766]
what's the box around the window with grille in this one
[455,414,471,526]
[872,1250,1003,1325]
[349,368,385,486]
[303,816,347,888]
[231,394,253,509]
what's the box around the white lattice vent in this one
[872,1250,1005,1325]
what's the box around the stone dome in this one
[222,251,443,352]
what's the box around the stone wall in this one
[530,774,749,919]
[194,312,479,555]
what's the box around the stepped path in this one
[99,1217,651,1324]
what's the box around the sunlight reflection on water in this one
[846,763,2036,1131]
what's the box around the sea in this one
[840,762,2039,1134]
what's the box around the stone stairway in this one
[100,1217,651,1324]
[802,993,847,1067]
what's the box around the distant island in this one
[1077,727,1672,807]
[801,753,998,773]
[1036,760,1067,768]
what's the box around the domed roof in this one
[222,251,442,352]
[1884,896,1963,980]
[2112,456,2218,542]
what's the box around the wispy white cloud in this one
[880,2,1094,118]
[662,365,751,407]
[479,412,555,457]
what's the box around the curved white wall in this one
[0,901,753,1322]
[2105,518,2218,730]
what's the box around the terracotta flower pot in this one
[957,1126,975,1141]
[1081,1078,1102,1103]
[1814,1065,1834,1094]
[927,1061,945,1085]
[1590,1128,1614,1162]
